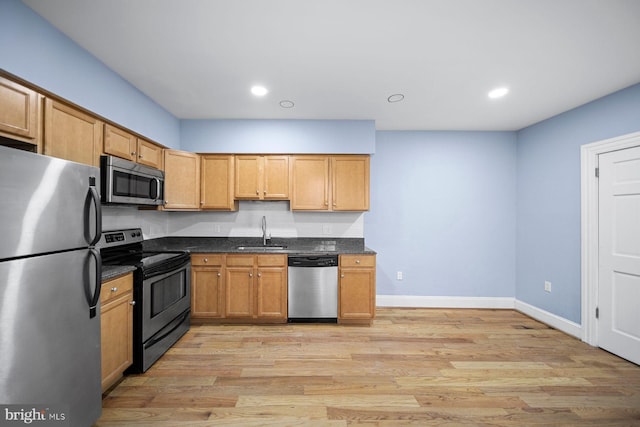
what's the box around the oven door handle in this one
[144,310,190,350]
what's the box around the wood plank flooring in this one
[96,308,640,426]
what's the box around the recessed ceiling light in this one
[488,87,509,99]
[251,85,268,97]
[280,100,295,108]
[387,93,405,103]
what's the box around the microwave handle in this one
[151,177,161,201]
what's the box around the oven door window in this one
[150,270,187,317]
[113,170,161,199]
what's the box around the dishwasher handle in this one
[288,255,338,268]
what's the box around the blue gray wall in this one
[516,83,640,323]
[181,119,375,154]
[366,131,517,298]
[0,0,181,149]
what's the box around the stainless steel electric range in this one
[99,228,191,373]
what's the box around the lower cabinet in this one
[191,254,225,319]
[100,273,134,392]
[191,253,287,323]
[338,254,376,324]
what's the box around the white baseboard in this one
[514,299,582,339]
[376,295,583,340]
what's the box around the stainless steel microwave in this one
[100,155,164,206]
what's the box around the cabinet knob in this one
[139,154,144,159]
[341,274,345,278]
[130,301,136,306]
[256,190,260,195]
[356,259,360,264]
[203,258,208,263]
[217,272,221,277]
[258,272,262,277]
[111,287,118,292]
[249,272,253,277]
[131,151,136,156]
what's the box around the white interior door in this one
[598,145,640,365]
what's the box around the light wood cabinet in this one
[0,76,42,150]
[100,273,134,392]
[338,254,376,324]
[225,254,287,321]
[103,124,164,170]
[136,137,163,169]
[291,155,370,211]
[201,154,237,210]
[44,98,103,167]
[163,149,200,209]
[191,254,225,319]
[235,155,289,200]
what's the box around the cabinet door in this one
[339,267,376,320]
[332,155,370,211]
[44,99,102,167]
[103,123,135,161]
[201,154,236,210]
[0,76,41,147]
[256,266,287,320]
[290,156,330,210]
[100,273,133,392]
[164,149,200,209]
[192,267,225,318]
[137,138,163,169]
[235,155,262,199]
[225,267,254,318]
[264,155,289,199]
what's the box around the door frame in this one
[580,130,640,346]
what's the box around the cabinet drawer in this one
[340,254,376,268]
[101,273,133,304]
[226,254,255,267]
[257,254,287,267]
[191,254,224,266]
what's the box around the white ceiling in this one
[22,0,640,131]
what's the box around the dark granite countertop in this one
[143,236,376,256]
[102,265,136,282]
[101,237,375,281]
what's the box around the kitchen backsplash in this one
[102,201,364,239]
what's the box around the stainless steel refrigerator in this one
[0,145,102,427]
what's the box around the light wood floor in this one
[96,308,640,426]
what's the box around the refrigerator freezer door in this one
[0,145,100,260]
[0,249,102,427]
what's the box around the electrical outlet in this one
[322,224,332,235]
[397,271,403,280]
[214,224,221,233]
[544,281,552,292]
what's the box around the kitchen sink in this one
[235,245,287,251]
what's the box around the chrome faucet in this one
[262,215,268,246]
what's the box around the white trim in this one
[376,295,515,309]
[376,295,581,339]
[514,300,582,339]
[580,131,640,346]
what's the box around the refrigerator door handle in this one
[88,248,102,318]
[87,183,102,246]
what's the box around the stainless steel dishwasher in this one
[288,255,339,322]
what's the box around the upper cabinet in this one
[103,123,163,170]
[43,98,103,167]
[235,155,289,200]
[291,155,369,211]
[0,76,42,150]
[164,149,200,210]
[201,154,237,210]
